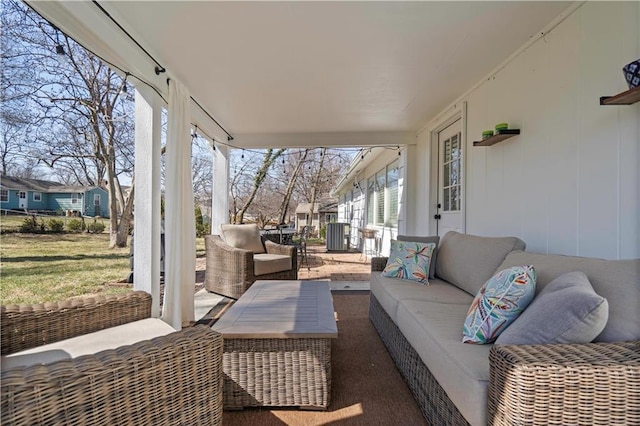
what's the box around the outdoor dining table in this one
[260,228,296,245]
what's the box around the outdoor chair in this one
[292,225,311,270]
[205,224,297,299]
[1,291,223,426]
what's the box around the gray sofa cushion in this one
[435,232,526,296]
[397,299,491,426]
[220,224,265,254]
[397,235,440,279]
[496,251,640,342]
[254,253,292,276]
[496,271,608,345]
[370,272,473,323]
[1,318,176,370]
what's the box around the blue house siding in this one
[1,190,20,210]
[85,188,109,217]
[1,176,109,218]
[48,193,84,213]
[29,191,47,210]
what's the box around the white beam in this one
[211,144,229,233]
[231,131,416,149]
[133,86,162,317]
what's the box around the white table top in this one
[212,280,338,339]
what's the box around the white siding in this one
[418,2,639,259]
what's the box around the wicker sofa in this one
[370,231,640,426]
[205,225,297,299]
[1,291,223,426]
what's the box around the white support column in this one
[211,144,229,233]
[134,86,162,317]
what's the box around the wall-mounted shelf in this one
[600,86,640,105]
[473,129,521,147]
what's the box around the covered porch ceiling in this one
[29,1,572,148]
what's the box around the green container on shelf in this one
[482,130,494,139]
[495,122,509,132]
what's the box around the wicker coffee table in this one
[212,280,338,410]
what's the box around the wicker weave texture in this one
[205,235,298,299]
[222,337,332,409]
[489,341,640,425]
[1,325,224,426]
[369,295,470,425]
[1,291,152,355]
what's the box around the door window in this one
[442,133,461,212]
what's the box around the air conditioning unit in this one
[326,223,350,251]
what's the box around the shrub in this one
[47,218,65,233]
[67,218,85,232]
[194,205,210,237]
[19,216,39,233]
[19,216,46,233]
[196,222,210,238]
[87,220,106,234]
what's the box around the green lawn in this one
[1,231,207,305]
[1,233,132,305]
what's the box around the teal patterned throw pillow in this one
[382,240,435,284]
[462,265,536,344]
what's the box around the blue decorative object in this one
[623,59,640,89]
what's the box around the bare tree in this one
[277,148,309,225]
[2,0,135,247]
[233,148,285,224]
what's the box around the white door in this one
[18,191,27,209]
[436,119,464,237]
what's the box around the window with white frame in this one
[366,161,400,227]
[366,178,375,224]
[387,164,399,225]
[33,192,42,202]
[71,194,78,204]
[375,170,385,225]
[1,189,8,202]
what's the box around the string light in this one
[120,72,130,95]
[241,149,245,159]
[44,8,409,159]
[54,28,67,65]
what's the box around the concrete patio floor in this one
[194,242,372,321]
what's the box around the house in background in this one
[0,175,110,218]
[295,199,338,235]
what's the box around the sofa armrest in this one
[1,325,223,426]
[205,234,254,284]
[265,240,298,270]
[371,257,388,272]
[1,291,151,355]
[488,340,640,425]
[265,240,296,257]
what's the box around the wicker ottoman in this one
[212,280,338,410]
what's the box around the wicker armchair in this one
[205,234,297,299]
[1,291,223,426]
[370,257,640,425]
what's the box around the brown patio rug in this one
[222,290,427,425]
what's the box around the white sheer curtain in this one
[162,80,195,329]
